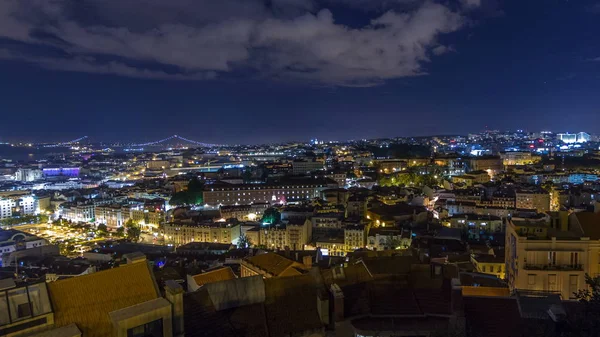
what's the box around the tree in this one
[261,208,281,224]
[97,223,108,233]
[126,222,141,242]
[116,226,125,237]
[568,274,600,336]
[242,169,253,183]
[169,191,190,206]
[385,237,404,250]
[169,177,204,206]
[237,234,252,248]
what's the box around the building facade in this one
[203,179,337,206]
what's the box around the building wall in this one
[164,223,232,246]
[505,221,599,300]
[203,182,335,206]
[515,192,550,213]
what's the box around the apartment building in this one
[516,190,550,213]
[163,221,233,246]
[203,178,337,206]
[505,211,600,300]
[59,202,95,223]
[344,224,366,252]
[259,219,312,251]
[95,204,130,228]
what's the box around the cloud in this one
[461,0,481,8]
[432,45,456,56]
[0,0,469,86]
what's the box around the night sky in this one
[0,0,599,144]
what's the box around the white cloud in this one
[461,0,482,8]
[432,45,456,56]
[0,0,467,86]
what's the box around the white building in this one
[0,229,48,256]
[576,132,591,143]
[0,195,37,219]
[15,168,43,182]
[0,198,16,219]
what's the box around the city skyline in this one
[0,128,599,146]
[1,0,600,143]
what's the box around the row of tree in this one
[0,214,49,226]
[169,177,204,206]
[96,219,141,241]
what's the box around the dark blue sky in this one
[0,0,599,144]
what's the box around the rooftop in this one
[47,261,159,337]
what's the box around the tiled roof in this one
[264,274,324,337]
[47,262,159,337]
[244,252,296,276]
[192,267,236,287]
[576,212,600,239]
[183,289,268,337]
[321,261,373,287]
[464,296,525,337]
[362,256,418,276]
[342,282,371,317]
[369,285,421,316]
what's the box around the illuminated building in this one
[557,132,590,144]
[291,159,324,175]
[0,195,37,219]
[59,202,95,223]
[258,219,312,251]
[500,152,541,166]
[374,159,407,174]
[163,222,232,246]
[467,156,503,178]
[344,224,366,252]
[0,198,16,219]
[219,203,270,221]
[449,214,503,239]
[471,254,505,279]
[515,190,550,213]
[203,178,337,206]
[42,167,80,177]
[506,211,600,300]
[0,229,47,258]
[576,132,591,143]
[15,168,43,182]
[147,160,170,170]
[366,227,411,250]
[95,204,130,228]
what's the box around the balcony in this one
[524,264,583,271]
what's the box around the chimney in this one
[450,278,465,332]
[330,284,345,322]
[164,280,185,337]
[284,246,291,258]
[559,211,569,232]
[303,255,313,268]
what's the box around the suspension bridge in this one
[42,135,219,148]
[130,135,219,147]
[43,136,89,148]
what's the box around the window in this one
[569,275,578,299]
[528,274,536,286]
[548,252,556,266]
[570,252,579,267]
[127,318,163,337]
[548,274,557,291]
[481,266,486,272]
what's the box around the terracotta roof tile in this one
[264,275,324,337]
[244,253,296,276]
[48,262,159,337]
[464,296,525,337]
[191,267,236,287]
